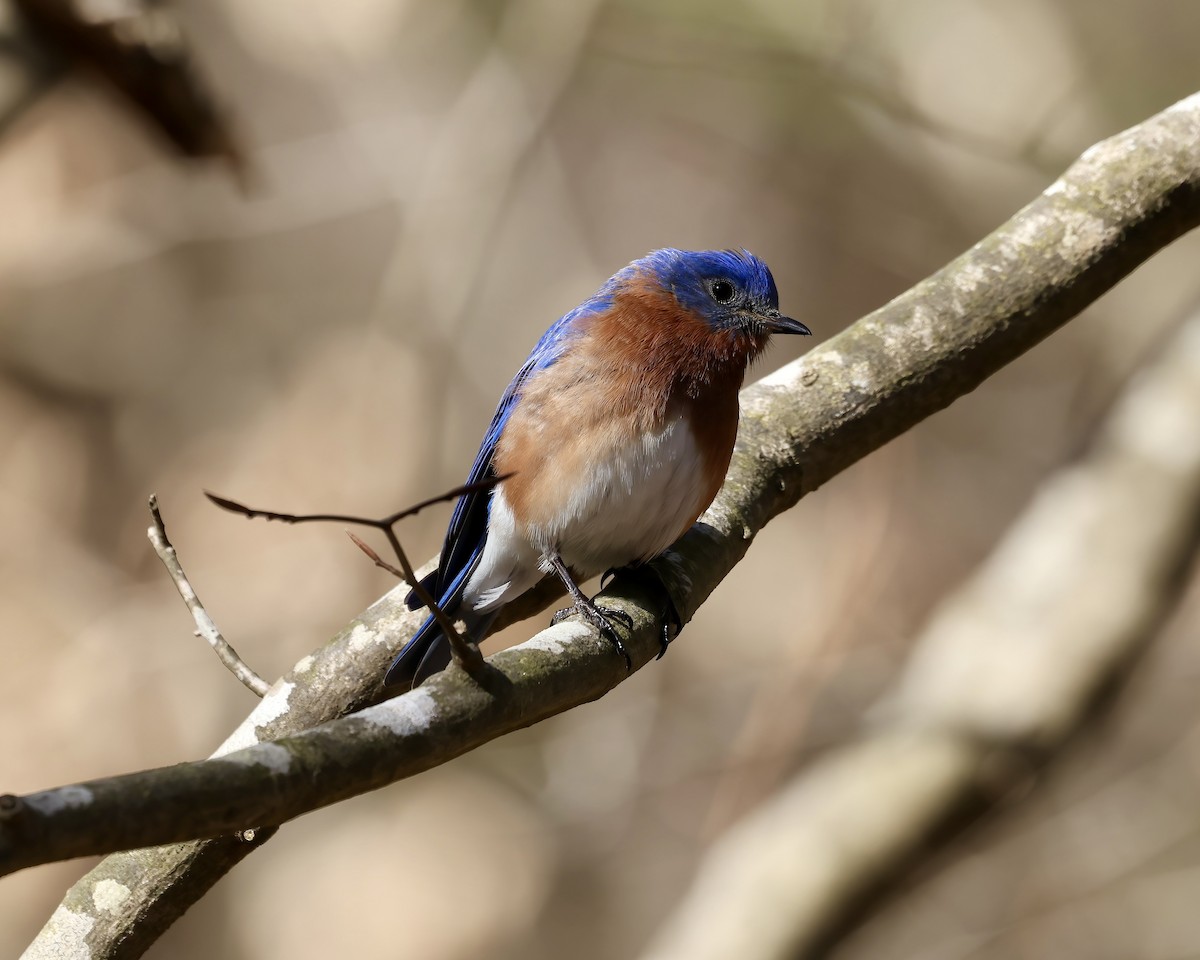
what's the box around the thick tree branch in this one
[16,91,1200,959]
[640,303,1200,960]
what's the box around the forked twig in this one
[147,495,270,697]
[204,476,510,677]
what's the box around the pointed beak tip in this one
[765,314,812,337]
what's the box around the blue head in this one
[628,248,810,338]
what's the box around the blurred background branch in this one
[15,89,1200,957]
[2,0,244,179]
[642,302,1200,960]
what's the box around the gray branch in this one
[639,300,1200,960]
[15,90,1200,960]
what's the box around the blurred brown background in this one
[3,1,1200,957]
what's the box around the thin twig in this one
[374,522,486,675]
[204,476,510,678]
[147,495,269,698]
[346,532,404,579]
[203,475,505,529]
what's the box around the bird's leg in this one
[547,554,633,671]
[603,564,683,659]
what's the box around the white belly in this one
[463,416,708,613]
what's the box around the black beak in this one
[758,308,812,336]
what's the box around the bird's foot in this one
[551,597,633,672]
[605,564,683,659]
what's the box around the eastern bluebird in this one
[385,248,810,688]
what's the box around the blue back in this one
[404,280,621,618]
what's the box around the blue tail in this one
[383,607,497,689]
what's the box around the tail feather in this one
[383,608,498,689]
[404,570,439,611]
[383,616,441,689]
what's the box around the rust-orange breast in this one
[495,275,759,539]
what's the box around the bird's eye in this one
[710,279,736,304]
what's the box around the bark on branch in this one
[16,91,1200,960]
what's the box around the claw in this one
[545,553,635,671]
[551,598,633,671]
[602,564,683,661]
[656,605,682,660]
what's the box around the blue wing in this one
[384,292,611,688]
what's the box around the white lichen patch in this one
[359,687,439,737]
[293,654,315,674]
[1059,212,1113,260]
[212,725,256,758]
[847,360,875,393]
[347,622,383,653]
[749,348,848,408]
[211,681,296,758]
[1002,209,1053,259]
[91,879,131,915]
[24,785,94,816]
[1079,138,1110,164]
[21,905,95,960]
[521,621,593,658]
[867,305,936,354]
[756,365,798,392]
[907,304,938,350]
[818,348,846,367]
[217,742,293,776]
[256,680,295,724]
[951,260,992,296]
[1167,91,1200,114]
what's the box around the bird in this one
[385,248,811,689]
